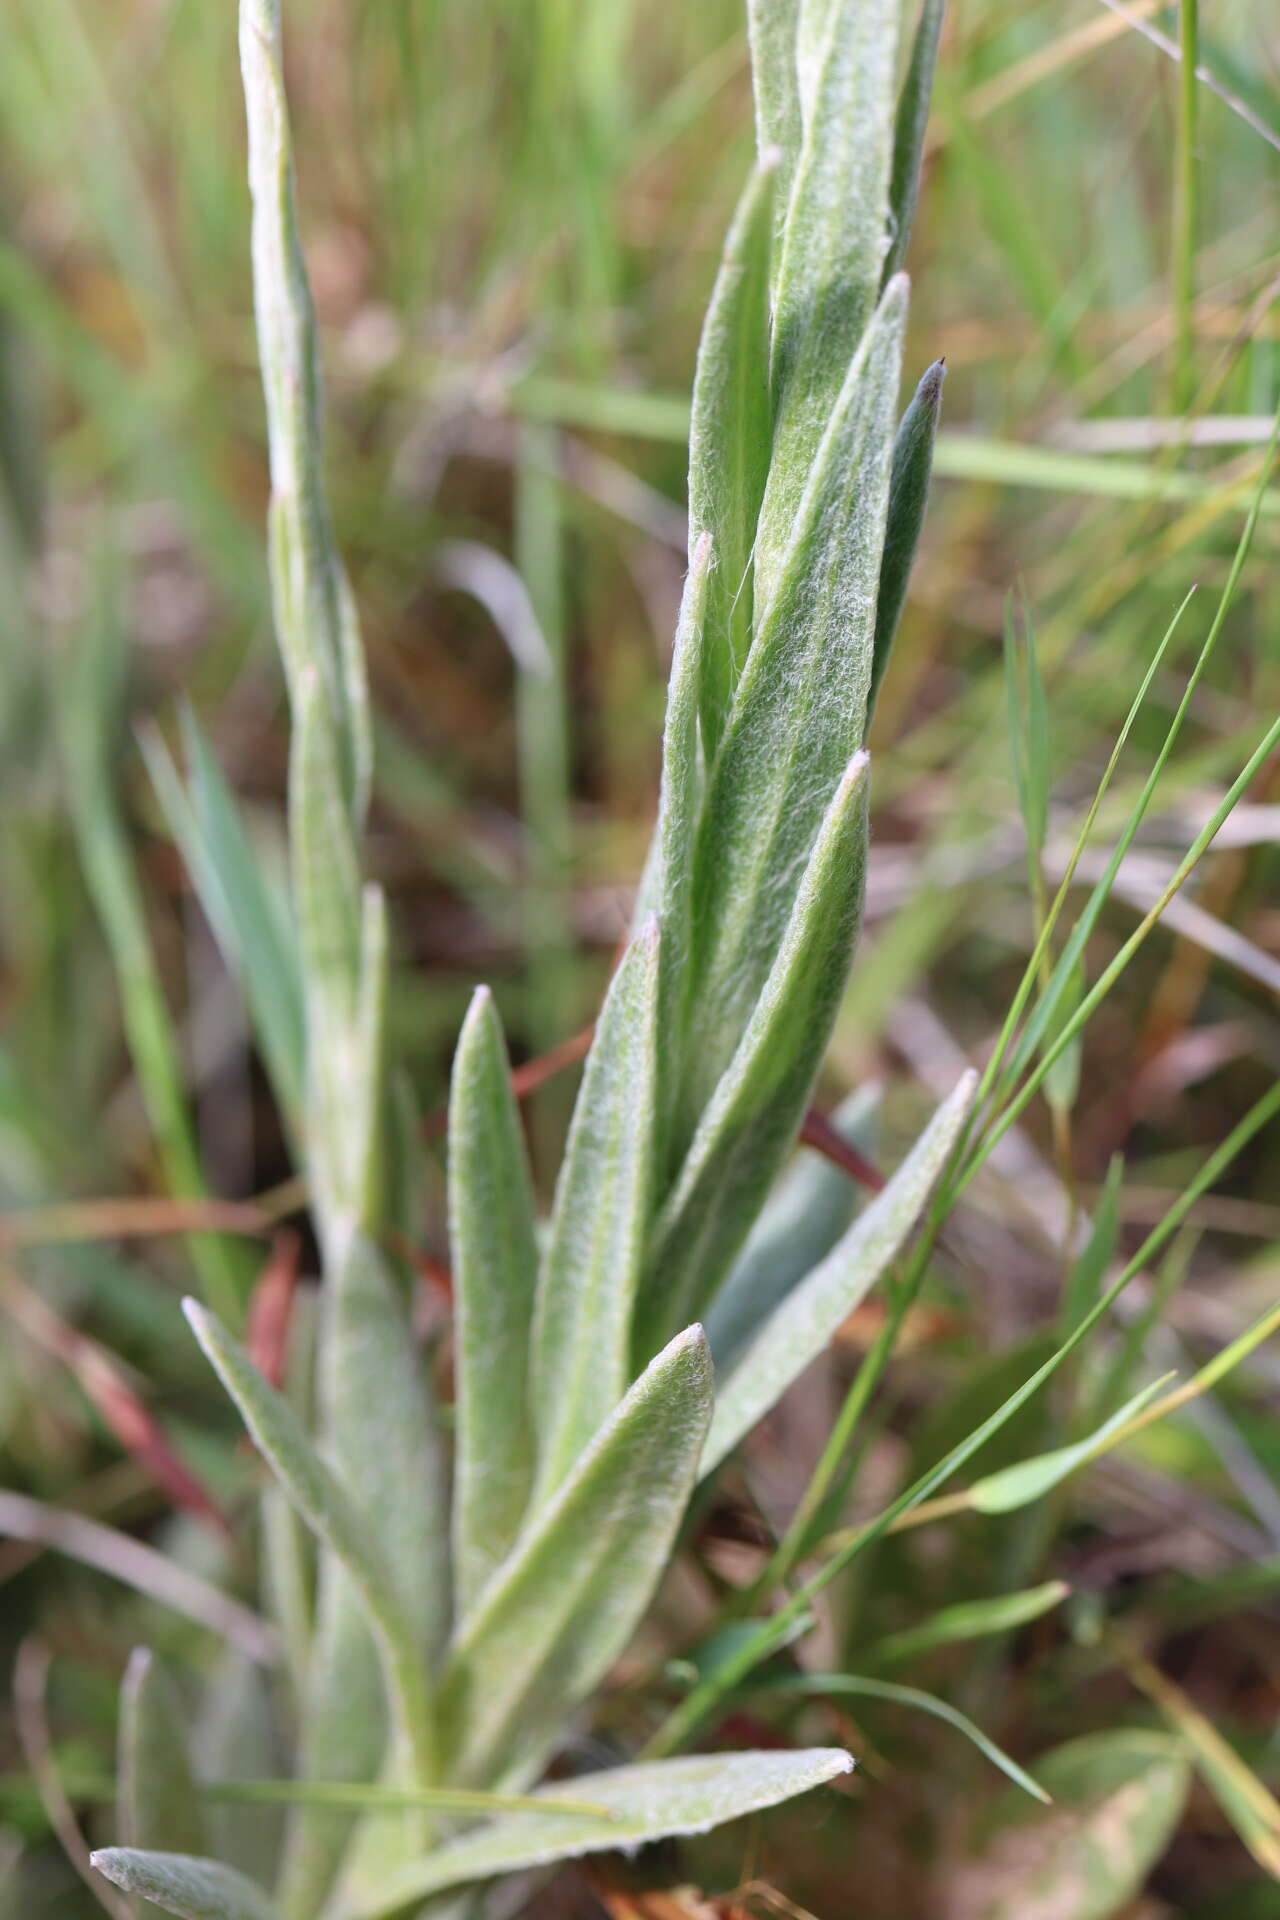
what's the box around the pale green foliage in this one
[119,1649,209,1857]
[92,1850,280,1920]
[102,0,959,1909]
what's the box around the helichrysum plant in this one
[90,0,978,1914]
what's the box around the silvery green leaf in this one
[91,1849,279,1920]
[703,1070,977,1473]
[759,0,899,584]
[705,1083,879,1374]
[678,279,906,1132]
[870,357,944,719]
[119,1648,208,1857]
[747,0,800,206]
[449,987,540,1617]
[530,920,662,1500]
[883,0,946,286]
[183,1301,432,1779]
[351,1748,852,1917]
[277,1577,386,1920]
[688,158,777,754]
[639,752,870,1355]
[195,1651,284,1896]
[142,709,304,1126]
[440,1326,713,1790]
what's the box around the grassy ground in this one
[0,1,1278,1914]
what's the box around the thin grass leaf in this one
[753,1672,1047,1801]
[351,1749,853,1918]
[679,279,905,1132]
[1002,595,1049,868]
[642,752,872,1354]
[448,986,540,1616]
[119,1649,208,1857]
[760,0,900,577]
[142,709,304,1125]
[870,358,944,718]
[440,1325,713,1790]
[204,1780,611,1817]
[965,1376,1175,1515]
[92,1850,279,1920]
[864,1584,1069,1670]
[705,1083,878,1373]
[688,155,777,754]
[183,1301,433,1784]
[1132,1660,1280,1879]
[703,1070,976,1474]
[882,0,945,284]
[1061,1158,1122,1335]
[531,920,662,1499]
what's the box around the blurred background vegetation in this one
[0,1,1277,1914]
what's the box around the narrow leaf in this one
[882,0,946,284]
[642,752,872,1354]
[968,1376,1173,1515]
[195,1651,284,1896]
[688,156,777,754]
[440,1325,713,1790]
[183,1301,431,1778]
[448,986,540,1616]
[747,0,800,204]
[531,920,662,1499]
[753,1672,1047,1801]
[119,1649,208,1856]
[865,1581,1069,1669]
[706,1084,878,1374]
[869,357,944,717]
[352,1749,852,1917]
[762,0,900,570]
[680,278,906,1131]
[91,1850,279,1920]
[704,1070,976,1473]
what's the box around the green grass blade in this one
[864,1580,1069,1669]
[448,987,540,1617]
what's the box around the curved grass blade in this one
[92,1850,279,1920]
[440,1325,713,1790]
[864,1580,1069,1669]
[967,1376,1173,1515]
[351,1749,853,1918]
[531,920,661,1500]
[448,986,540,1616]
[752,1671,1047,1801]
[703,1070,976,1473]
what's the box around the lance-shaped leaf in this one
[967,1376,1172,1515]
[703,1071,976,1473]
[439,1326,713,1790]
[869,357,945,719]
[350,1748,852,1918]
[195,1650,284,1897]
[706,1083,879,1374]
[679,279,906,1133]
[758,0,900,591]
[638,752,871,1357]
[882,0,946,286]
[119,1648,208,1857]
[143,710,304,1126]
[530,920,662,1500]
[183,1302,432,1780]
[448,986,540,1617]
[92,1850,279,1920]
[747,0,800,207]
[688,156,777,755]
